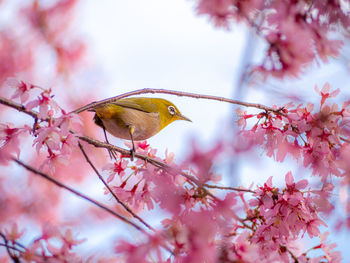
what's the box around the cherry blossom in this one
[0,123,30,164]
[1,0,350,261]
[195,0,349,78]
[237,83,350,181]
[6,78,36,104]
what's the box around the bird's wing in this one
[110,98,156,113]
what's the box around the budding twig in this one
[0,96,272,195]
[0,232,21,263]
[78,142,154,231]
[77,135,254,196]
[204,183,255,193]
[13,158,145,233]
[70,88,282,114]
[0,97,38,119]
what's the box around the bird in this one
[91,97,191,160]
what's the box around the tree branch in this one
[204,183,255,193]
[340,136,350,143]
[78,142,154,231]
[283,245,299,263]
[70,88,282,114]
[0,97,38,119]
[12,158,146,233]
[78,135,254,196]
[0,232,20,263]
[0,243,24,253]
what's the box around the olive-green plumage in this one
[92,97,191,141]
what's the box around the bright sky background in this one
[72,0,350,259]
[78,0,247,152]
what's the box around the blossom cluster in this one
[114,172,341,262]
[236,83,350,182]
[195,0,348,78]
[0,79,82,173]
[1,79,347,262]
[102,141,222,214]
[1,223,85,262]
[1,0,350,260]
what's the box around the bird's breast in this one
[101,108,161,141]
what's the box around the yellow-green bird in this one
[91,97,191,159]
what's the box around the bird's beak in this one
[177,113,192,122]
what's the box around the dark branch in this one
[71,88,282,114]
[204,184,255,193]
[0,232,21,263]
[13,158,145,233]
[78,135,254,196]
[78,142,154,231]
[0,97,38,119]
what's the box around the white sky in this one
[77,0,248,156]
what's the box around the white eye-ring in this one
[168,106,176,115]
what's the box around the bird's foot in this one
[130,149,135,161]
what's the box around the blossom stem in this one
[0,232,21,263]
[70,89,283,114]
[204,183,255,193]
[78,142,155,231]
[12,158,146,233]
[78,135,218,199]
[0,96,38,119]
[0,243,24,253]
[283,245,299,263]
[339,136,350,143]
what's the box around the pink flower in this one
[196,0,234,28]
[237,85,349,181]
[285,171,308,190]
[6,78,36,103]
[250,173,327,253]
[3,223,25,242]
[54,112,82,136]
[236,108,255,129]
[103,158,129,183]
[61,229,86,250]
[137,141,149,150]
[319,232,342,262]
[0,123,29,164]
[115,232,166,262]
[226,231,262,262]
[26,88,60,119]
[162,211,218,262]
[164,149,175,163]
[39,149,70,174]
[184,142,222,184]
[315,83,340,107]
[33,126,61,153]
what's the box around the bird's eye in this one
[168,106,176,115]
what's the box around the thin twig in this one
[78,135,235,199]
[340,136,350,143]
[0,232,20,263]
[0,233,26,252]
[77,135,203,199]
[0,243,24,253]
[0,96,260,196]
[0,97,38,119]
[70,88,282,114]
[78,142,154,231]
[284,246,299,263]
[204,184,255,193]
[12,158,145,233]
